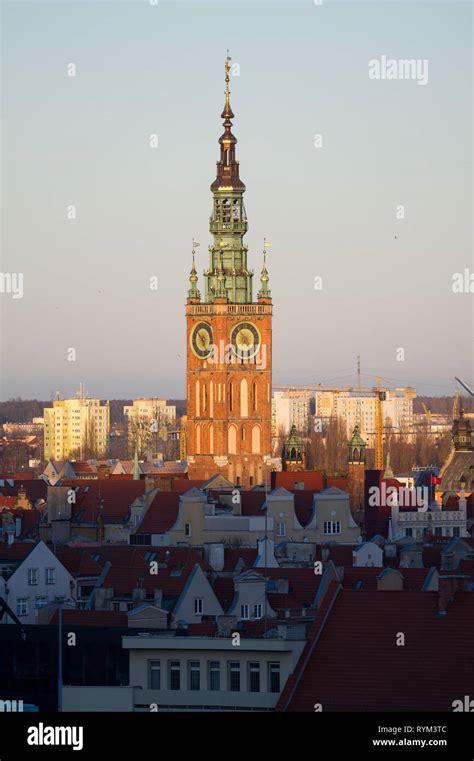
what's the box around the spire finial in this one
[188,239,201,299]
[225,51,231,110]
[258,239,271,299]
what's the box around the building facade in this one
[186,59,272,487]
[272,391,311,436]
[44,397,110,460]
[315,387,416,446]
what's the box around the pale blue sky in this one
[1,0,472,400]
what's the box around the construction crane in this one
[453,377,474,420]
[373,377,386,470]
[422,402,432,429]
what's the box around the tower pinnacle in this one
[211,54,245,193]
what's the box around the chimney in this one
[438,575,469,615]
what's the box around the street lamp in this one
[37,596,75,712]
[262,455,272,637]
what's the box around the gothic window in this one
[251,425,261,454]
[240,378,248,417]
[209,381,214,417]
[202,383,207,412]
[195,380,200,417]
[222,199,231,223]
[252,381,257,412]
[228,425,237,455]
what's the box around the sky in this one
[1,0,472,401]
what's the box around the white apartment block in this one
[315,388,416,446]
[272,391,311,436]
[123,399,176,429]
[44,398,110,460]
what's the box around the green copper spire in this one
[188,245,201,300]
[257,242,271,299]
[348,424,366,464]
[204,54,255,304]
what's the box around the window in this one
[17,598,28,616]
[435,527,443,536]
[45,568,56,585]
[268,662,280,693]
[254,604,263,619]
[222,198,231,223]
[185,523,192,538]
[194,597,203,615]
[277,522,286,537]
[35,596,48,609]
[169,661,181,690]
[188,661,200,691]
[148,660,160,690]
[240,604,249,620]
[28,568,38,586]
[228,662,240,692]
[453,526,460,537]
[208,661,220,691]
[323,521,341,535]
[248,662,260,693]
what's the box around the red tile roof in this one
[342,567,432,591]
[0,497,16,508]
[293,491,314,527]
[135,492,180,534]
[62,480,146,523]
[274,471,325,492]
[212,576,235,610]
[171,479,205,493]
[279,589,474,712]
[0,541,36,561]
[240,492,267,516]
[0,480,48,504]
[223,548,258,572]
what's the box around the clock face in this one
[230,321,261,360]
[190,322,213,359]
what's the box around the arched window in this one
[251,425,261,454]
[252,381,257,412]
[202,383,207,412]
[196,424,201,454]
[209,424,214,455]
[228,425,237,455]
[240,378,248,417]
[196,380,200,417]
[222,199,231,223]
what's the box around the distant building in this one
[272,391,311,436]
[123,399,176,428]
[124,399,176,454]
[44,398,110,461]
[315,387,415,446]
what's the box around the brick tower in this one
[347,424,367,526]
[186,56,272,487]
